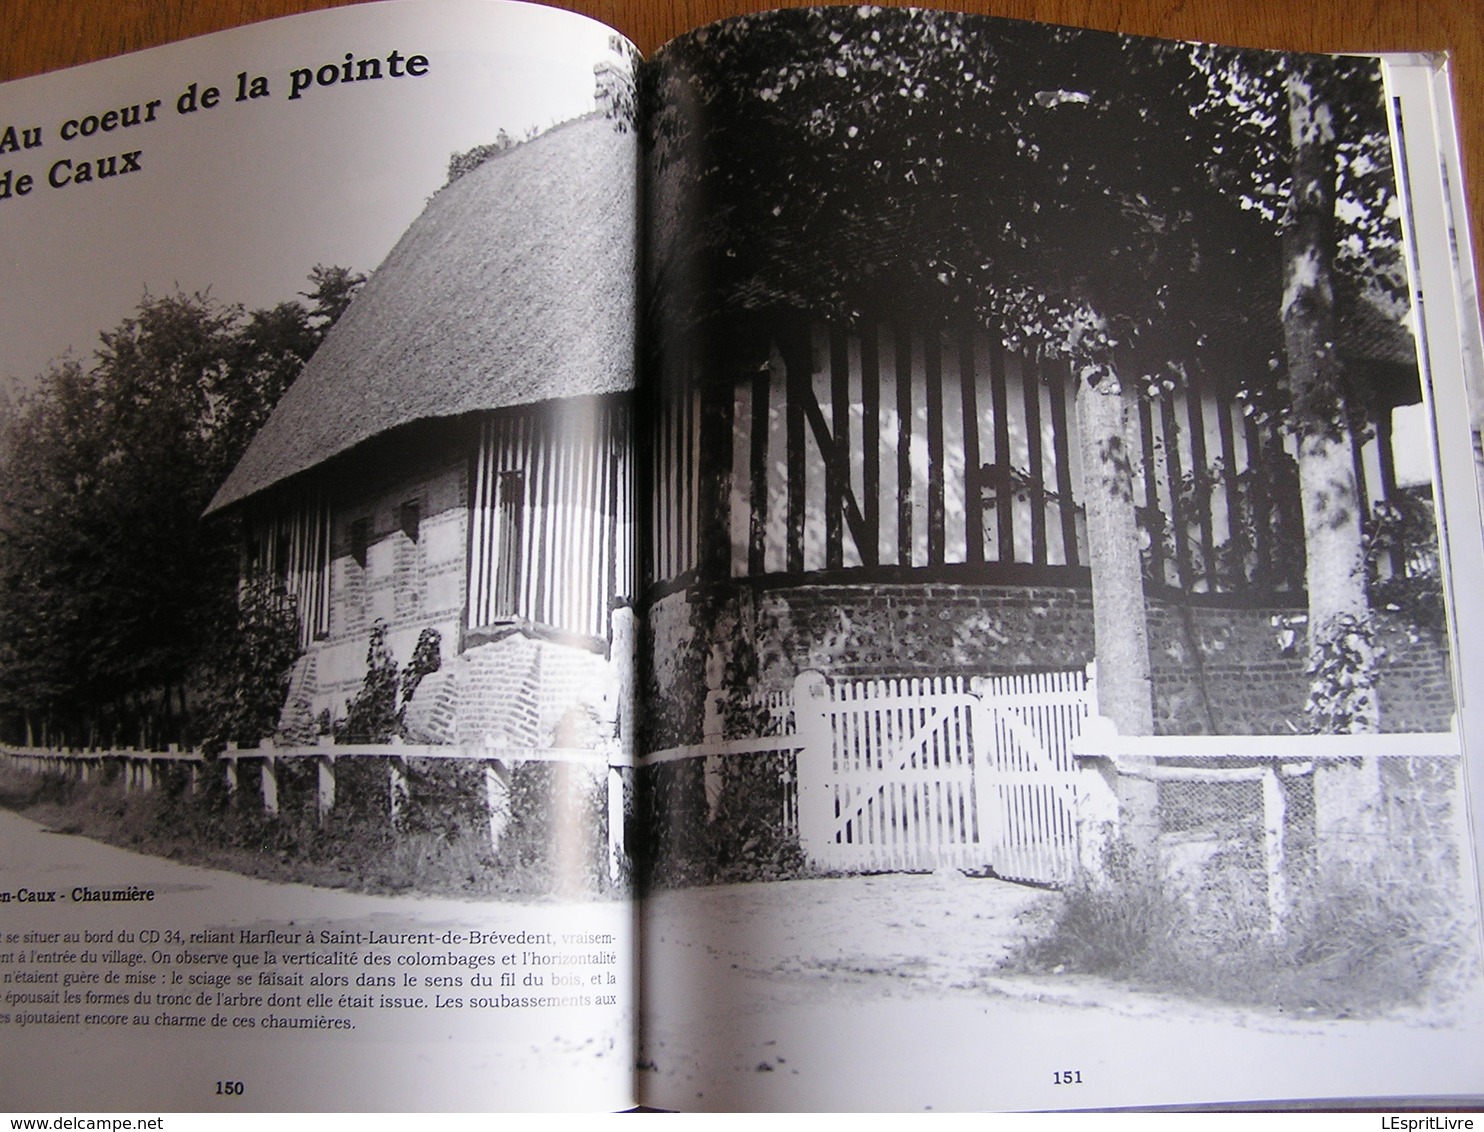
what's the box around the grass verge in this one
[1010,844,1476,1018]
[0,761,619,901]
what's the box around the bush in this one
[1014,841,1473,1016]
[0,750,622,901]
[335,622,400,744]
[191,577,301,755]
[633,753,805,891]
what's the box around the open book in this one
[2,0,1482,1112]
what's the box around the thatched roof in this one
[209,114,637,513]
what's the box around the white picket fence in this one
[792,668,1092,883]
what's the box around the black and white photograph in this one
[0,0,641,1110]
[633,7,1484,1111]
[2,0,1483,1115]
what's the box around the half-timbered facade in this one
[640,311,1451,748]
[208,112,637,749]
[648,316,1433,598]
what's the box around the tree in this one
[645,11,1409,737]
[1279,58,1380,733]
[0,268,361,748]
[1195,48,1400,732]
[644,11,1285,736]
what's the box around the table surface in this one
[4,0,1482,324]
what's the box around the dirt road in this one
[0,809,635,1111]
[639,874,1484,1111]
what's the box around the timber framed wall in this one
[636,314,1452,758]
[467,395,634,647]
[643,318,1425,602]
[244,491,332,647]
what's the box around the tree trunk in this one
[1074,369,1154,737]
[1074,366,1159,861]
[1282,60,1378,734]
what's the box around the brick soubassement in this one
[641,580,1455,748]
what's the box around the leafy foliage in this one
[645,10,1333,386]
[0,269,361,748]
[1304,611,1379,734]
[400,627,443,705]
[335,622,401,744]
[1016,837,1469,1016]
[1365,489,1445,636]
[191,577,302,755]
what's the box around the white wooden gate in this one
[794,667,1091,884]
[970,670,1090,885]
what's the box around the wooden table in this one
[5,0,1482,327]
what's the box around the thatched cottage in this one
[207,113,637,750]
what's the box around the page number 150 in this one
[1053,1070,1083,1085]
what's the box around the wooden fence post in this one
[260,754,279,816]
[388,757,409,826]
[794,670,831,865]
[607,762,626,883]
[484,759,511,852]
[1261,765,1288,937]
[317,755,336,823]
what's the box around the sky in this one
[0,0,633,395]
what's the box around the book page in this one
[0,0,639,1111]
[635,9,1484,1111]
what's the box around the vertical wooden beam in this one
[1159,393,1192,592]
[925,331,945,565]
[895,325,914,567]
[640,387,659,589]
[1048,361,1079,567]
[1022,349,1046,567]
[1138,396,1162,585]
[1375,406,1404,577]
[604,401,625,635]
[1215,389,1244,591]
[860,326,881,566]
[988,339,1014,563]
[783,321,810,575]
[1375,403,1398,504]
[827,327,850,569]
[659,373,679,584]
[530,413,552,625]
[1185,376,1217,591]
[696,365,735,582]
[1245,416,1272,589]
[1349,420,1369,522]
[960,328,983,565]
[467,420,489,628]
[748,365,771,576]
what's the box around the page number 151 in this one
[1053,1070,1083,1085]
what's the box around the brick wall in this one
[293,453,468,722]
[1145,598,1454,734]
[641,580,1455,747]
